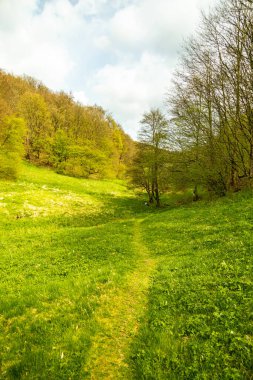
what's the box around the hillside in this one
[0,70,134,181]
[0,163,253,379]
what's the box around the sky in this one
[0,0,219,138]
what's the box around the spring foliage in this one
[0,70,134,180]
[0,114,26,179]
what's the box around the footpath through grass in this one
[84,219,158,379]
[1,163,253,379]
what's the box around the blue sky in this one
[0,0,219,138]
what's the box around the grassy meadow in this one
[0,163,253,379]
[130,193,253,379]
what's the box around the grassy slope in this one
[0,163,152,379]
[0,163,253,379]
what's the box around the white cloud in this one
[0,0,79,89]
[0,0,37,31]
[92,52,171,137]
[73,90,90,105]
[75,0,108,15]
[108,0,205,60]
[0,1,104,87]
[94,35,111,50]
[110,5,147,50]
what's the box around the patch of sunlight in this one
[0,188,102,218]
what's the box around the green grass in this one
[0,163,150,379]
[1,162,253,379]
[0,219,136,379]
[129,193,253,379]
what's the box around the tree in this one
[50,129,70,171]
[18,92,52,162]
[0,116,26,179]
[167,0,253,195]
[132,109,169,207]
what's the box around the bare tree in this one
[167,0,253,195]
[132,109,169,207]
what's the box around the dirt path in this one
[84,218,158,379]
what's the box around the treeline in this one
[0,70,134,180]
[132,0,253,206]
[168,0,253,197]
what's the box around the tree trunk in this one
[154,187,160,207]
[148,193,154,204]
[193,184,199,201]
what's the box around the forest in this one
[0,70,134,181]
